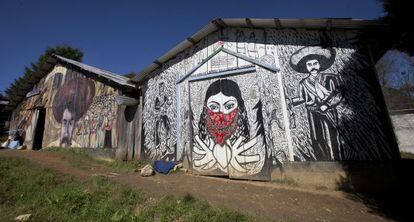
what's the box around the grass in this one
[400,151,414,159]
[0,156,250,222]
[42,147,146,172]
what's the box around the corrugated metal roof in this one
[54,55,136,88]
[132,18,386,83]
[3,55,137,111]
[0,100,9,105]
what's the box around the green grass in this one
[400,151,414,159]
[42,147,146,172]
[137,194,248,222]
[0,156,250,222]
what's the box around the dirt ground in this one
[0,149,389,222]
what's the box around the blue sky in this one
[0,0,384,93]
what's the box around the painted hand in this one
[226,136,260,173]
[320,105,328,112]
[193,135,216,169]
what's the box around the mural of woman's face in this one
[207,92,238,114]
[199,79,250,145]
[205,92,239,144]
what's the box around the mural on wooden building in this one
[9,64,121,150]
[140,27,399,180]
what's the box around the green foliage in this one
[0,156,146,221]
[0,156,250,221]
[37,45,83,68]
[43,147,146,172]
[378,0,414,55]
[135,194,249,222]
[123,72,137,79]
[382,86,414,110]
[5,45,83,109]
[400,152,414,159]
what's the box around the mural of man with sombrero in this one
[288,46,343,161]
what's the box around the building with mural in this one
[6,18,401,181]
[7,55,140,160]
[132,18,400,181]
[0,95,10,136]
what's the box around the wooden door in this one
[189,71,274,180]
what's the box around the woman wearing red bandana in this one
[193,79,261,175]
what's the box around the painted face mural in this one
[60,107,75,146]
[52,77,95,147]
[305,59,321,75]
[193,79,264,175]
[206,92,239,144]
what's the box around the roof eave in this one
[132,18,387,83]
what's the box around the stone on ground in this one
[140,164,154,177]
[15,214,31,221]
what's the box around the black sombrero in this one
[289,46,336,73]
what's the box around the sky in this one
[0,0,385,94]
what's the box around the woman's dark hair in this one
[198,79,250,142]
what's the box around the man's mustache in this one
[310,68,319,72]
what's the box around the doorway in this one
[32,108,46,150]
[188,71,275,181]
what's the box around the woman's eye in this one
[209,104,218,111]
[225,104,234,110]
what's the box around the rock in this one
[172,163,184,172]
[15,214,31,221]
[140,164,154,177]
[172,165,178,172]
[17,144,27,150]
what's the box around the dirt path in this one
[0,149,388,222]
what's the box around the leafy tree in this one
[372,1,414,111]
[5,45,83,110]
[123,72,137,79]
[378,0,414,55]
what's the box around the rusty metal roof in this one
[132,18,386,83]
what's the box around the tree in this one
[378,0,414,55]
[5,45,83,110]
[123,72,137,79]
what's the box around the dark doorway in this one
[32,108,46,150]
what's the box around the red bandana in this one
[206,108,238,145]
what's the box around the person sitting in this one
[0,136,11,149]
[8,132,22,149]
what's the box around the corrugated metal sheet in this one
[3,55,137,111]
[54,55,136,88]
[0,100,9,105]
[133,18,386,83]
